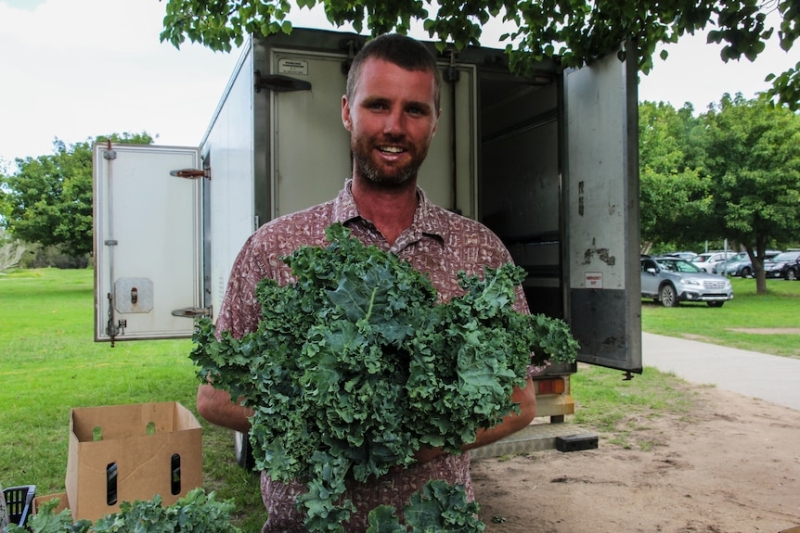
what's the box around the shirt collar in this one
[331,180,361,224]
[331,179,448,241]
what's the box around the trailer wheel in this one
[234,431,256,470]
[659,284,679,307]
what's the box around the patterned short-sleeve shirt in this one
[215,181,530,532]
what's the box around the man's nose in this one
[383,108,406,136]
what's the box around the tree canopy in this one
[638,94,800,293]
[638,101,708,249]
[160,0,800,108]
[2,133,153,258]
[703,95,800,255]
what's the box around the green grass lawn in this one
[0,268,268,531]
[642,276,800,357]
[2,268,797,531]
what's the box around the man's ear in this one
[342,95,352,131]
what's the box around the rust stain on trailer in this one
[582,238,616,266]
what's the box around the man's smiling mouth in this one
[379,146,405,154]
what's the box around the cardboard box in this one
[65,402,202,521]
[33,493,70,519]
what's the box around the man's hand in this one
[196,383,254,433]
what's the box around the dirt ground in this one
[471,384,800,533]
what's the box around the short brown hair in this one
[346,34,442,112]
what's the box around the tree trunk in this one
[755,268,767,294]
[749,238,768,295]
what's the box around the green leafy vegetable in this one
[190,223,578,532]
[366,480,484,533]
[5,498,91,533]
[8,489,239,533]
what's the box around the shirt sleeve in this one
[215,234,269,339]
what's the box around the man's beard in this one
[350,136,428,187]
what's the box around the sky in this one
[1,0,798,169]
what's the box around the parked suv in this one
[642,256,734,307]
[764,250,800,280]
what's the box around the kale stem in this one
[365,287,377,321]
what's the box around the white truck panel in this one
[93,144,202,341]
[202,48,258,317]
[270,49,352,216]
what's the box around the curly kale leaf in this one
[363,480,484,533]
[403,480,484,533]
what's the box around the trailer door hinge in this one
[106,292,126,347]
[171,306,213,318]
[170,168,210,180]
[254,71,312,93]
[103,139,117,160]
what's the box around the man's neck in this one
[351,177,418,246]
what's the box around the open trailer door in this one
[93,143,205,344]
[563,43,642,373]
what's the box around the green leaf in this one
[404,480,485,532]
[365,506,406,533]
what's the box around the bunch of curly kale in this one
[190,223,578,532]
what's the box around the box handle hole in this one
[171,453,181,495]
[106,462,118,505]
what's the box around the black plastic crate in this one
[3,485,36,528]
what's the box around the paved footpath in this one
[642,332,800,411]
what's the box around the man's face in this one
[342,58,440,187]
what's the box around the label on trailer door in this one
[93,144,203,342]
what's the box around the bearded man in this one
[197,33,536,533]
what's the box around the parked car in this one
[660,251,699,261]
[764,250,800,280]
[712,252,748,274]
[718,250,782,277]
[691,251,738,273]
[641,256,734,307]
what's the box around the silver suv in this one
[642,256,734,307]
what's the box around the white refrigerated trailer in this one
[93,28,642,455]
